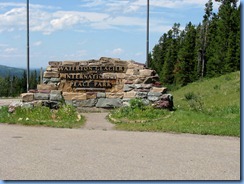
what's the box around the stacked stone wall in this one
[20,57,173,110]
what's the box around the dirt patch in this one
[81,113,115,130]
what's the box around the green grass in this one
[109,71,240,137]
[0,105,85,128]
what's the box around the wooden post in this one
[40,67,43,84]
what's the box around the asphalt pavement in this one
[0,123,240,180]
[0,99,240,180]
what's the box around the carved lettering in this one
[72,80,113,89]
[62,73,114,80]
[59,63,126,89]
[59,65,127,73]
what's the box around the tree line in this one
[149,0,240,88]
[0,70,38,97]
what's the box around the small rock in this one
[136,92,148,98]
[8,102,23,113]
[50,78,61,83]
[123,84,134,92]
[134,84,142,89]
[143,76,159,84]
[148,96,160,102]
[97,92,106,98]
[148,92,162,97]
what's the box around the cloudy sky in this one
[0,0,221,68]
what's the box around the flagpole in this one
[27,0,30,92]
[146,0,149,68]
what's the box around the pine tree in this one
[225,1,240,72]
[30,70,38,89]
[150,33,169,76]
[150,43,164,74]
[205,13,220,77]
[161,23,181,84]
[21,70,27,93]
[206,0,240,76]
[200,0,213,77]
[176,22,197,86]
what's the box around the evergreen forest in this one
[0,70,38,97]
[149,0,240,88]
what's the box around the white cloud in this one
[4,47,17,53]
[0,2,60,10]
[0,4,147,34]
[112,48,124,55]
[0,7,26,32]
[81,0,216,13]
[81,0,105,8]
[0,4,110,34]
[0,43,8,47]
[0,0,221,35]
[50,11,109,31]
[50,13,81,30]
[33,41,42,46]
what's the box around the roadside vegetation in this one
[0,105,85,128]
[109,71,240,137]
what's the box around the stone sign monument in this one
[20,57,173,110]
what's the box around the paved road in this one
[0,99,240,180]
[0,123,240,180]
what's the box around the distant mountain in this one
[0,65,25,78]
[0,65,40,78]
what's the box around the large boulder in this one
[43,71,59,78]
[76,99,97,107]
[96,98,122,108]
[37,84,58,90]
[50,90,63,101]
[153,94,174,110]
[8,102,23,113]
[34,93,50,100]
[21,93,34,102]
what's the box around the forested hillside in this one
[149,0,240,88]
[0,65,25,78]
[0,69,39,97]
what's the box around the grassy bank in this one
[109,71,240,137]
[0,105,85,128]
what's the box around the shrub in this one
[213,85,221,90]
[129,98,145,110]
[184,92,204,111]
[184,92,198,101]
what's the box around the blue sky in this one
[0,0,222,68]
